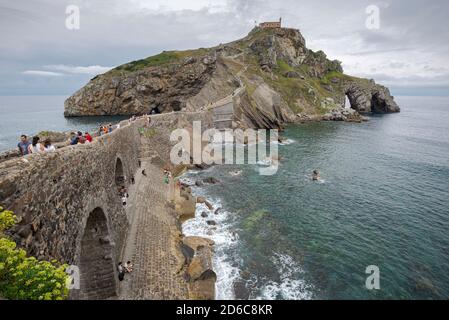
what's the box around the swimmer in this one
[312,170,320,181]
[230,170,242,177]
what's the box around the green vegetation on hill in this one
[320,71,352,85]
[0,207,69,300]
[276,59,294,74]
[113,48,211,73]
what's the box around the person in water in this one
[312,170,320,181]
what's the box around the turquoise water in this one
[2,95,448,299]
[183,96,449,300]
[0,96,128,152]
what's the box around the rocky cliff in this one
[65,27,399,127]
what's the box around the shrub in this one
[0,207,16,232]
[0,206,69,300]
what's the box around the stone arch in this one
[78,207,117,300]
[115,157,125,187]
[344,82,400,114]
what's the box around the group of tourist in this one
[98,124,114,136]
[130,114,152,127]
[117,261,134,281]
[70,131,93,145]
[17,135,56,155]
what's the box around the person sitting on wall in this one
[17,135,31,156]
[85,132,93,143]
[77,131,86,144]
[28,136,44,154]
[43,139,56,153]
[69,132,78,145]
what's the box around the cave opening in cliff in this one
[78,207,117,300]
[371,93,388,113]
[115,157,125,187]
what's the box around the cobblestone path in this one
[118,154,188,299]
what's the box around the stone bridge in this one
[0,111,215,300]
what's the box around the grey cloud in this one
[0,0,448,95]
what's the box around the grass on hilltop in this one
[112,48,211,73]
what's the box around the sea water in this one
[182,96,449,300]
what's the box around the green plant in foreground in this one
[0,207,16,232]
[0,206,69,300]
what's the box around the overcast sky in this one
[1,0,448,96]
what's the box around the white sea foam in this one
[181,181,241,300]
[279,138,296,146]
[256,158,272,166]
[229,170,242,177]
[181,174,312,301]
[258,253,313,300]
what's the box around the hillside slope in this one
[64,27,400,128]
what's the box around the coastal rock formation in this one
[183,236,216,300]
[64,26,400,126]
[345,80,400,113]
[322,108,367,122]
[64,51,217,116]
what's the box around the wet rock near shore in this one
[202,177,220,185]
[233,281,251,300]
[322,108,367,123]
[196,196,214,210]
[195,180,204,187]
[182,236,216,300]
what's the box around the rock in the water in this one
[195,180,204,187]
[185,245,216,300]
[206,220,217,226]
[197,196,214,210]
[233,281,250,300]
[202,177,220,184]
[180,243,195,263]
[183,236,215,252]
[323,107,364,123]
[345,80,400,114]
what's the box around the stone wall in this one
[0,111,217,299]
[0,119,143,267]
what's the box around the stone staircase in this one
[213,101,234,130]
